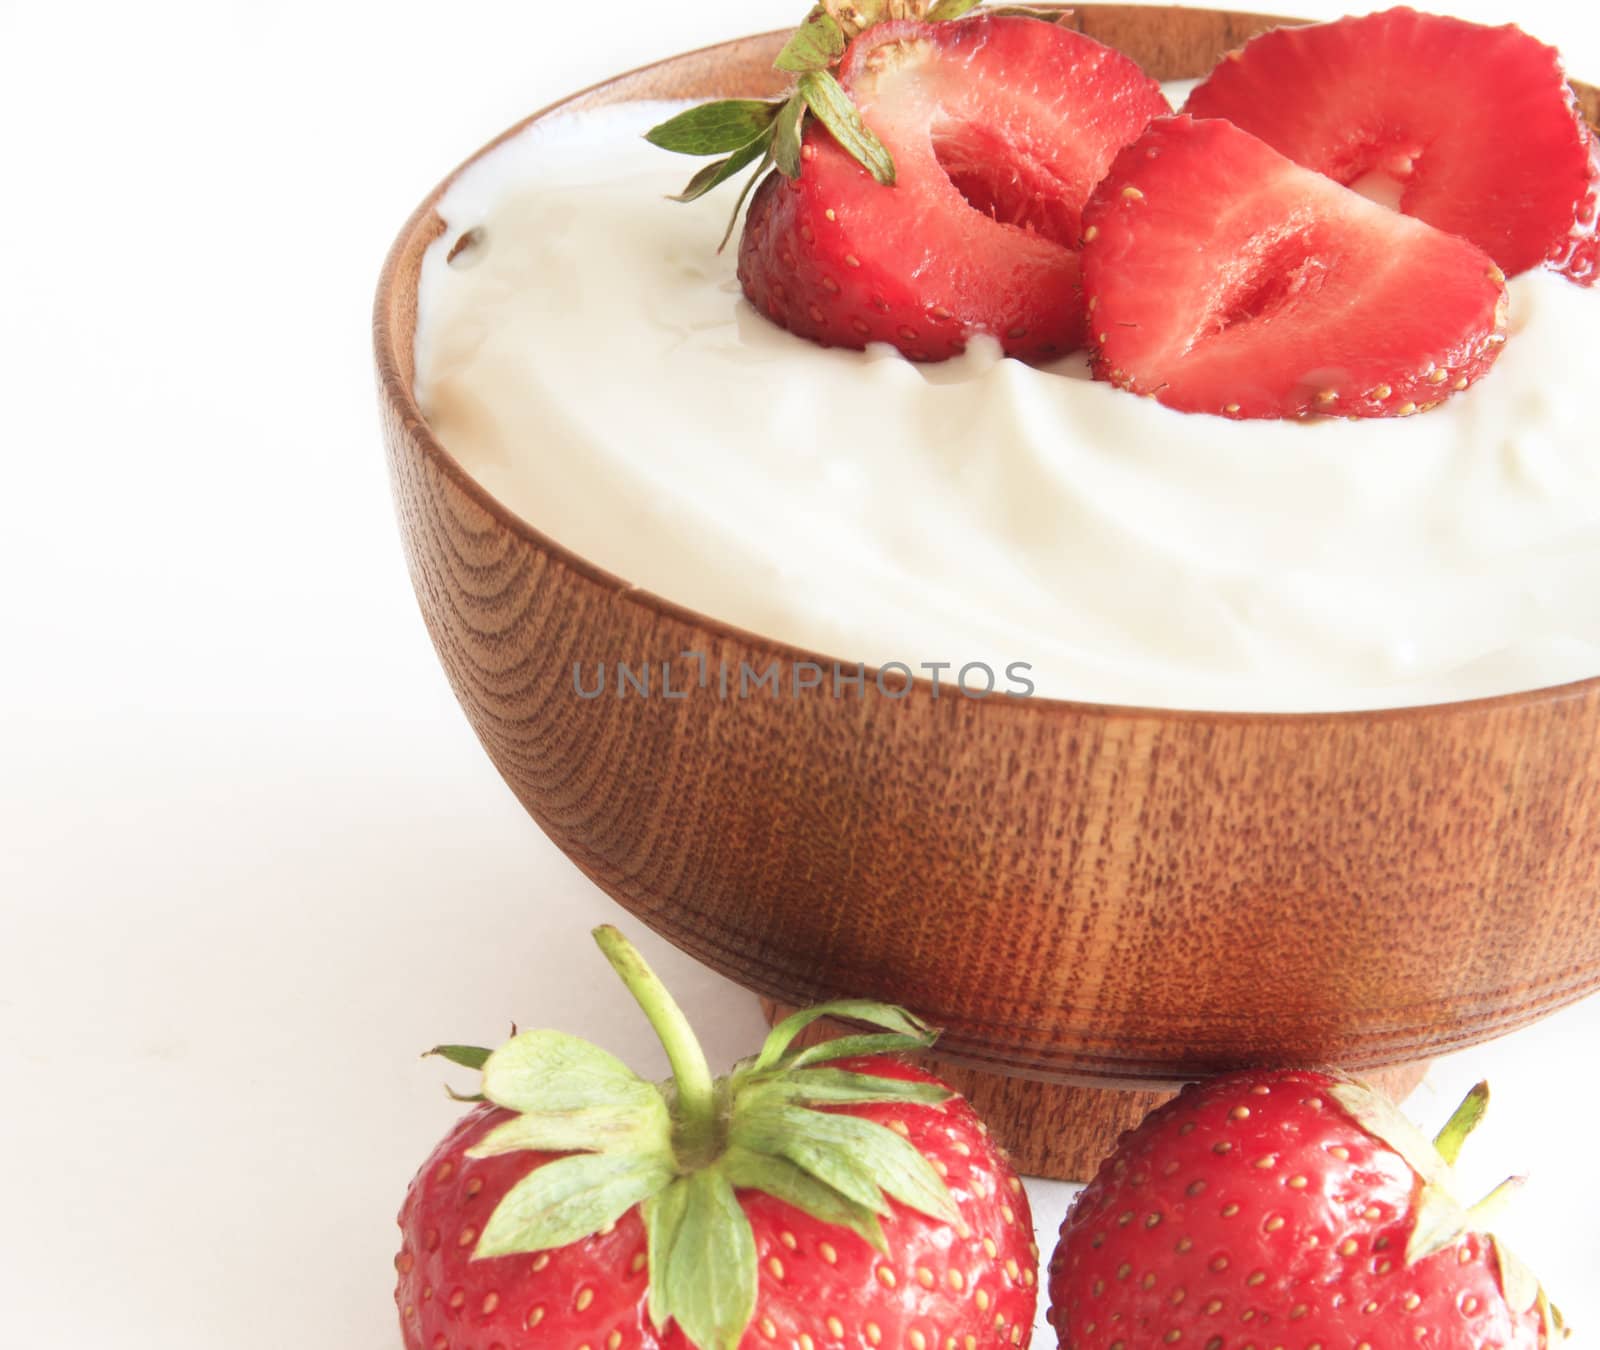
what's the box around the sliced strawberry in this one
[1080,115,1510,420]
[1547,127,1599,285]
[737,15,1169,361]
[1182,7,1594,279]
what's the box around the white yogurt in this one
[413,98,1600,712]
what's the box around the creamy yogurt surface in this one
[413,97,1600,712]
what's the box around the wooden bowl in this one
[376,6,1600,1174]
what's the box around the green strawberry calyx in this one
[643,0,1058,247]
[424,925,959,1350]
[1326,1077,1569,1342]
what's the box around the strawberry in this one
[1079,115,1510,420]
[647,3,1169,361]
[1181,7,1595,281]
[1546,129,1599,285]
[1047,1069,1567,1350]
[395,926,1037,1350]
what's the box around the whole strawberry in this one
[395,927,1037,1350]
[1047,1070,1564,1350]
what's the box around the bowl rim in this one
[374,5,1600,728]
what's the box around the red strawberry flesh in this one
[1081,115,1510,420]
[1547,128,1599,285]
[738,15,1169,361]
[1183,6,1594,278]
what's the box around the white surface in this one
[0,3,1596,1348]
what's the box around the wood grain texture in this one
[376,9,1600,1094]
[760,1000,1431,1180]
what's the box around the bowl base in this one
[760,1000,1432,1181]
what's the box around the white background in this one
[2,2,1598,1347]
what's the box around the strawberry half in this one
[1080,115,1510,420]
[648,4,1168,362]
[396,927,1037,1350]
[1048,1070,1566,1350]
[1182,7,1595,281]
[1547,129,1599,285]
[738,15,1169,360]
